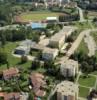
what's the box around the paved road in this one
[84,32,96,56]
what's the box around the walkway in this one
[84,32,96,56]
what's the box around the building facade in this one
[60,59,79,77]
[42,47,59,61]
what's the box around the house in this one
[0,92,28,100]
[56,81,79,100]
[14,46,30,55]
[30,72,46,97]
[60,59,78,77]
[3,67,19,80]
[42,47,59,61]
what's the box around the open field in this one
[19,11,62,22]
[78,75,96,88]
[79,86,89,98]
[77,39,88,54]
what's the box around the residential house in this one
[60,59,78,77]
[42,47,59,61]
[0,92,28,100]
[30,72,46,97]
[3,67,19,80]
[56,81,79,100]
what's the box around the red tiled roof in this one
[3,67,19,80]
[30,72,46,97]
[4,93,20,100]
[0,92,20,100]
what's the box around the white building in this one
[49,26,76,49]
[60,59,79,77]
[42,47,59,61]
[56,81,79,100]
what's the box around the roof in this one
[20,39,33,47]
[4,93,20,100]
[31,22,46,29]
[56,81,78,96]
[3,67,19,79]
[30,72,46,97]
[50,26,76,42]
[43,47,59,54]
[31,43,45,51]
[61,59,78,68]
[46,17,57,20]
[15,46,29,51]
[39,38,49,46]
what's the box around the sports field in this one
[19,11,62,22]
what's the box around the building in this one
[42,47,59,61]
[3,67,19,80]
[60,59,78,77]
[30,72,46,97]
[49,31,65,49]
[30,22,47,29]
[20,39,33,48]
[56,81,79,100]
[0,92,28,100]
[46,17,58,23]
[49,26,76,49]
[31,43,45,51]
[14,46,30,55]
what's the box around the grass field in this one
[78,75,96,87]
[79,86,89,98]
[0,42,32,71]
[19,11,62,22]
[77,39,88,54]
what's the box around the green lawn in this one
[91,71,97,75]
[20,11,61,21]
[77,39,88,54]
[74,21,93,30]
[79,86,89,98]
[78,75,96,87]
[91,32,97,44]
[0,42,32,70]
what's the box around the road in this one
[57,29,91,64]
[77,7,85,22]
[66,30,91,57]
[84,32,96,56]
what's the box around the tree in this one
[21,55,28,64]
[31,60,40,70]
[0,49,7,65]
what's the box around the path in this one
[77,7,85,22]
